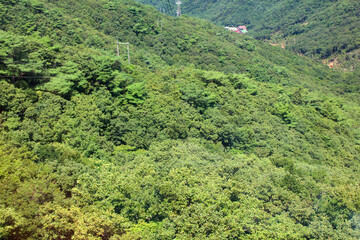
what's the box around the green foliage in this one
[0,0,359,239]
[125,82,146,105]
[41,61,82,96]
[139,0,360,69]
[38,204,125,239]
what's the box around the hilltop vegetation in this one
[1,0,360,239]
[137,0,360,69]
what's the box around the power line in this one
[0,75,51,79]
[116,41,131,65]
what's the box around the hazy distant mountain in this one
[137,0,360,69]
[1,0,360,239]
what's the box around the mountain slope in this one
[137,0,360,69]
[1,0,360,239]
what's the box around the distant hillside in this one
[137,0,360,70]
[1,0,360,239]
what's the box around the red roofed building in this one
[225,25,248,34]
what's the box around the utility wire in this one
[0,75,51,79]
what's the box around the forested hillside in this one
[1,0,360,239]
[137,0,360,69]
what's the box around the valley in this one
[0,0,359,239]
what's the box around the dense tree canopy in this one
[137,0,360,69]
[0,0,360,239]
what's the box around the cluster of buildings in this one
[225,25,248,34]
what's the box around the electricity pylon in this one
[176,0,182,17]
